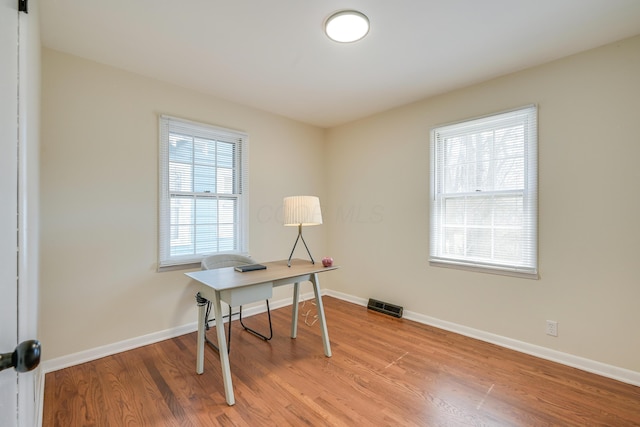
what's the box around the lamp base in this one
[287,224,315,267]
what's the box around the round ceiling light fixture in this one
[324,10,370,43]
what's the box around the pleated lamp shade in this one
[283,196,323,226]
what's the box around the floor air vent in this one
[367,298,403,318]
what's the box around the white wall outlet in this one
[546,320,558,337]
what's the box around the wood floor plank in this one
[43,297,640,426]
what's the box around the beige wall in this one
[41,34,640,374]
[325,35,640,373]
[40,49,326,360]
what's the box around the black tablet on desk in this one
[234,264,267,272]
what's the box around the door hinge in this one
[19,0,28,14]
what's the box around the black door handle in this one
[0,340,41,373]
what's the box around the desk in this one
[185,258,338,405]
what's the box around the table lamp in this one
[283,196,322,267]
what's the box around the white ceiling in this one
[39,1,640,128]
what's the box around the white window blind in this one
[159,115,248,268]
[430,105,538,277]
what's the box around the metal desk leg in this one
[212,290,235,405]
[291,282,300,338]
[311,273,332,357]
[197,296,206,374]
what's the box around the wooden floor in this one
[43,297,640,426]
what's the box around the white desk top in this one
[185,258,338,291]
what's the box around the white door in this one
[0,0,21,425]
[1,1,40,426]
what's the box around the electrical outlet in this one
[546,320,558,337]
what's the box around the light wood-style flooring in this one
[43,297,640,426]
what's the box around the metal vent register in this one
[367,298,403,318]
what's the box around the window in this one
[430,105,537,277]
[159,115,248,268]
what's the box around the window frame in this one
[429,105,538,278]
[158,115,249,270]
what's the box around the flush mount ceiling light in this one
[324,10,370,43]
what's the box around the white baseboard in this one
[41,289,640,389]
[39,291,316,374]
[325,289,640,387]
[40,322,196,374]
